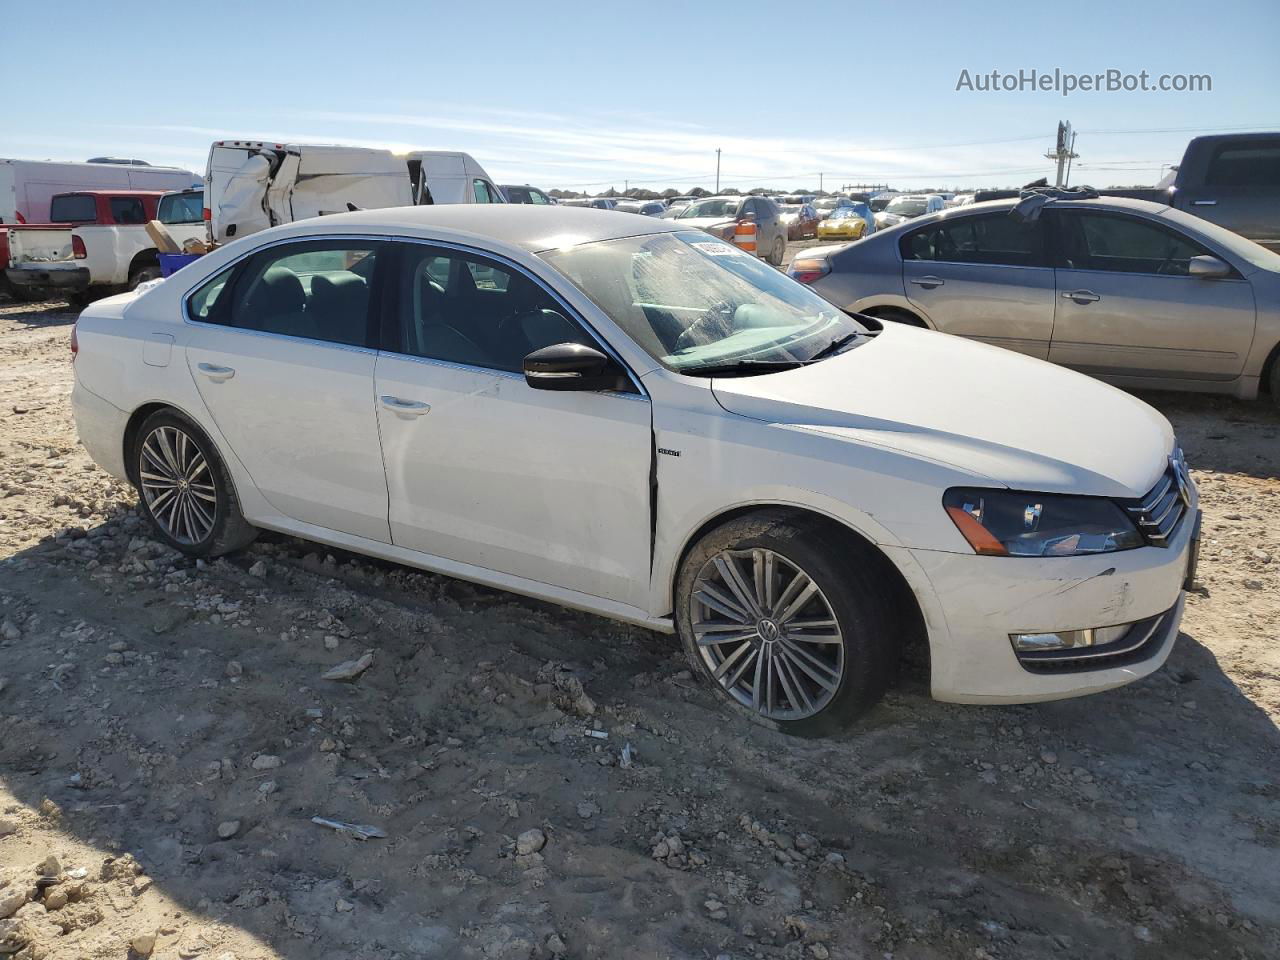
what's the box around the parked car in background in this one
[616,200,667,216]
[0,158,198,299]
[789,196,1280,402]
[71,204,1198,735]
[778,201,820,239]
[875,194,945,229]
[662,199,695,218]
[206,140,503,244]
[5,190,179,302]
[869,193,898,212]
[816,203,874,241]
[157,188,207,243]
[814,196,853,214]
[560,197,616,209]
[674,195,787,264]
[501,184,557,204]
[1098,132,1280,252]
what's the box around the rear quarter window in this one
[50,195,97,222]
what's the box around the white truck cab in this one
[205,140,503,244]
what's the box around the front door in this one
[183,238,391,542]
[1047,209,1256,381]
[901,211,1055,358]
[374,242,653,607]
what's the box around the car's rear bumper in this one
[6,263,90,292]
[71,378,130,481]
[899,504,1198,704]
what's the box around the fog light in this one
[1010,623,1132,652]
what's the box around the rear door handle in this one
[910,275,945,288]
[380,396,431,418]
[1062,290,1101,303]
[196,362,235,382]
[1192,200,1217,206]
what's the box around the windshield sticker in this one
[692,241,750,257]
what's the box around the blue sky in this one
[4,0,1277,192]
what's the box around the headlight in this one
[943,488,1143,557]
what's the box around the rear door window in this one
[50,195,97,222]
[902,213,1045,267]
[109,197,146,225]
[1205,140,1280,187]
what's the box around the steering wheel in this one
[672,300,735,353]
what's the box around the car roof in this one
[866,195,1191,237]
[57,189,169,197]
[283,204,686,253]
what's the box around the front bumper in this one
[6,263,90,292]
[905,504,1198,704]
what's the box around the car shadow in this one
[1,507,1277,958]
[0,297,79,328]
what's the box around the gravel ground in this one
[0,295,1277,960]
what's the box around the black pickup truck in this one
[1100,132,1280,252]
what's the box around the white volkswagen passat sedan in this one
[70,206,1200,736]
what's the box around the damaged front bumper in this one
[905,505,1199,704]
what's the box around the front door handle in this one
[910,275,945,288]
[1062,290,1101,303]
[196,362,235,382]
[380,396,431,419]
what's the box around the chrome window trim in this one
[390,235,650,401]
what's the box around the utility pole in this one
[715,148,721,193]
[1045,121,1078,187]
[1063,131,1078,187]
[819,172,824,193]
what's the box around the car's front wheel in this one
[768,235,786,266]
[132,409,256,557]
[674,511,895,736]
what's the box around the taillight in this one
[72,235,87,259]
[70,323,78,362]
[15,212,26,224]
[789,258,830,284]
[203,207,211,221]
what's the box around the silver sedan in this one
[788,197,1280,404]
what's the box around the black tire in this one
[132,409,257,558]
[1268,353,1280,408]
[127,263,162,291]
[768,235,786,266]
[674,510,895,737]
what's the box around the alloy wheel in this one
[690,548,845,721]
[138,425,217,545]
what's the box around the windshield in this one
[677,198,740,219]
[540,231,866,374]
[826,207,856,219]
[886,197,928,216]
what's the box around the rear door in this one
[1177,138,1280,252]
[901,211,1055,358]
[183,237,392,541]
[1047,208,1256,381]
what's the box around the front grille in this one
[1017,604,1178,674]
[1119,449,1194,547]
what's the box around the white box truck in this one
[205,140,504,244]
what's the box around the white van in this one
[0,158,200,224]
[205,140,503,244]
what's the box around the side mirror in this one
[1188,255,1230,279]
[523,342,625,392]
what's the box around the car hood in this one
[709,325,1173,498]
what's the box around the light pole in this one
[715,148,721,193]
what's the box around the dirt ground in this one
[0,293,1277,960]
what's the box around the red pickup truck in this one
[3,190,170,303]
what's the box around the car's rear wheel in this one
[675,511,895,736]
[127,263,162,291]
[133,409,256,557]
